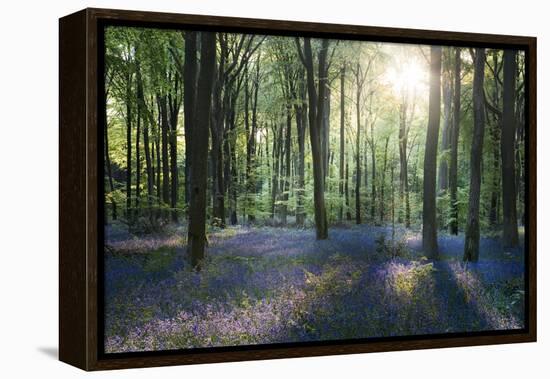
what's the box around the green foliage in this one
[103,26,526,243]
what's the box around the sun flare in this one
[386,61,427,95]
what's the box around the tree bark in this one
[339,64,346,222]
[187,31,216,270]
[380,136,389,224]
[501,49,519,247]
[463,48,486,262]
[438,56,452,193]
[136,61,154,216]
[125,70,133,222]
[355,63,362,225]
[423,46,442,259]
[297,37,329,239]
[158,94,170,217]
[295,77,307,226]
[449,48,461,235]
[104,102,117,220]
[398,100,411,227]
[283,105,292,224]
[370,123,377,221]
[183,31,197,212]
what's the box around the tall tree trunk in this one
[345,159,352,220]
[158,95,170,217]
[463,48,487,262]
[187,31,216,270]
[449,48,461,235]
[423,46,442,259]
[398,100,411,227]
[438,61,452,193]
[281,106,292,225]
[339,64,346,222]
[270,122,280,219]
[135,86,142,218]
[501,49,519,247]
[246,60,260,223]
[295,83,307,226]
[355,66,362,224]
[104,101,117,220]
[322,86,331,182]
[155,109,162,214]
[169,82,181,223]
[183,31,197,210]
[136,62,154,216]
[298,37,329,239]
[210,52,226,227]
[380,136,389,224]
[370,126,377,221]
[125,72,133,222]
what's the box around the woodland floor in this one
[103,223,526,353]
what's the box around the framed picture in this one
[59,8,537,370]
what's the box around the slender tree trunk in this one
[281,106,292,225]
[398,100,411,227]
[270,122,279,219]
[423,46,442,259]
[463,48,486,262]
[449,48,461,235]
[125,72,133,222]
[489,120,500,226]
[339,64,346,222]
[438,64,452,193]
[298,37,329,239]
[210,54,226,227]
[183,31,197,210]
[295,84,307,226]
[168,76,181,223]
[136,62,154,216]
[135,86,142,218]
[501,49,519,247]
[355,68,362,224]
[158,95,170,217]
[345,159,352,220]
[380,136,389,224]
[322,86,331,182]
[155,110,162,214]
[370,128,377,221]
[104,103,117,220]
[187,31,216,270]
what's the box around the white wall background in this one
[0,0,547,376]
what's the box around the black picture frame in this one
[59,7,537,371]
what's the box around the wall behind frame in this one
[0,0,547,378]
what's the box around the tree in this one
[352,62,367,224]
[296,37,330,239]
[125,56,134,222]
[463,48,487,262]
[422,46,442,259]
[449,48,461,235]
[397,88,414,228]
[183,31,198,209]
[339,63,346,222]
[501,49,519,248]
[135,58,154,217]
[438,49,452,194]
[187,31,217,270]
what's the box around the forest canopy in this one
[104,27,525,263]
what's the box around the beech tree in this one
[422,46,442,259]
[463,48,487,262]
[187,31,217,269]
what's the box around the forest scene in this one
[102,26,527,353]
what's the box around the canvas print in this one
[102,25,527,354]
